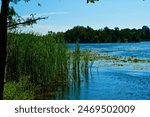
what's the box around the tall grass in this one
[5,33,91,99]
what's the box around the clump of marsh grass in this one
[72,43,80,81]
[6,33,70,99]
[6,33,92,99]
[69,44,93,83]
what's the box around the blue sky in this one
[11,0,150,34]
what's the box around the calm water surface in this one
[54,42,150,100]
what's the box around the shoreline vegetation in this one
[4,33,92,99]
[51,25,150,43]
[4,29,150,99]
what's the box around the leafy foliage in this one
[4,75,36,100]
[87,0,99,3]
[64,26,150,43]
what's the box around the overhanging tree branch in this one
[7,16,48,28]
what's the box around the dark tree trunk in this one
[0,0,9,100]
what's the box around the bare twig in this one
[8,16,48,28]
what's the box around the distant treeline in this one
[48,25,150,43]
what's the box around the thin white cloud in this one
[37,11,68,16]
[33,25,70,34]
[19,24,72,35]
[22,11,68,18]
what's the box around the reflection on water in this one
[50,42,150,100]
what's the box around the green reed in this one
[5,33,91,99]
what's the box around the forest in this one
[53,25,150,43]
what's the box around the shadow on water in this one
[47,66,91,100]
